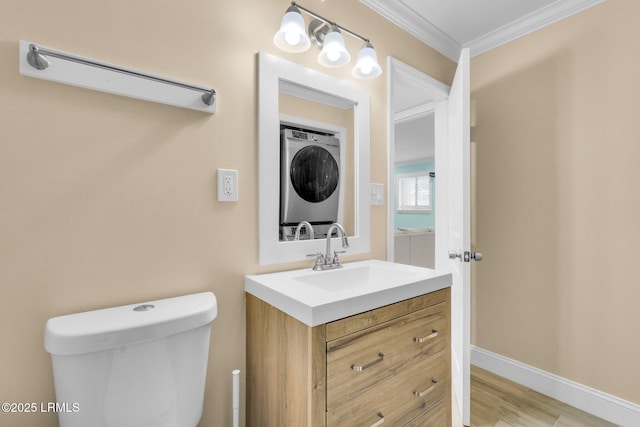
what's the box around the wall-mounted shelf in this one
[19,40,216,113]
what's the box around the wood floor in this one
[468,366,619,427]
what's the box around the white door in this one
[436,48,474,425]
[390,52,475,425]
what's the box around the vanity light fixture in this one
[352,42,382,79]
[317,25,351,67]
[273,4,310,53]
[273,1,382,79]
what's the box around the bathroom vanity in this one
[245,260,452,426]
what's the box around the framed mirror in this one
[258,51,370,265]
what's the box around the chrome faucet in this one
[307,223,349,270]
[325,223,349,264]
[294,221,314,241]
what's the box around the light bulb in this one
[360,61,373,75]
[284,27,301,45]
[327,47,340,62]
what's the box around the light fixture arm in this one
[290,1,370,43]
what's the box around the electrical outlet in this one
[217,169,238,202]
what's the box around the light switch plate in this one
[370,183,384,206]
[217,169,238,202]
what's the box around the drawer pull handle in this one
[414,329,438,343]
[351,353,384,372]
[413,379,438,397]
[369,412,385,427]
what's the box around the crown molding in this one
[361,0,461,61]
[361,0,607,62]
[466,0,608,56]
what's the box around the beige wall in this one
[471,0,640,404]
[0,1,453,426]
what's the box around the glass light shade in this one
[273,6,310,53]
[317,28,351,67]
[352,43,382,79]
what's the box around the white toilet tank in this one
[45,292,217,427]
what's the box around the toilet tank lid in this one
[45,292,217,356]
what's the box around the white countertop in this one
[244,259,451,326]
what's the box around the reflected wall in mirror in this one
[258,51,370,265]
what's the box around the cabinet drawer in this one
[327,302,447,408]
[327,351,448,427]
[326,290,447,341]
[404,397,447,427]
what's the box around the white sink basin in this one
[295,264,414,292]
[245,259,451,326]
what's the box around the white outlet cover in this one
[217,169,238,202]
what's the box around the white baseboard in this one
[471,345,640,427]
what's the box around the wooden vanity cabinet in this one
[246,287,451,427]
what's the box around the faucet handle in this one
[306,252,325,270]
[332,250,346,265]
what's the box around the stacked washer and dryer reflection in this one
[280,127,341,241]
